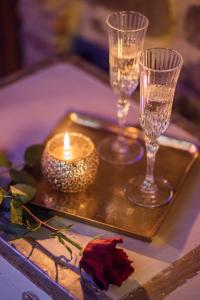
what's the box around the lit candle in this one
[52,133,73,160]
[41,132,99,193]
[51,133,89,161]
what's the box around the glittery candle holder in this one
[41,132,99,193]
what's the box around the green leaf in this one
[56,233,73,260]
[10,185,28,204]
[0,189,4,205]
[0,223,28,236]
[0,187,9,196]
[24,144,44,168]
[52,224,74,235]
[10,184,36,204]
[0,188,11,207]
[10,200,23,224]
[26,220,41,232]
[0,152,12,168]
[29,223,41,232]
[10,184,36,226]
[24,214,41,232]
[58,232,82,251]
[9,169,36,186]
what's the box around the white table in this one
[0,59,199,300]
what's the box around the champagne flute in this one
[98,11,149,165]
[125,48,183,207]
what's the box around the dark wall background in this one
[0,0,21,77]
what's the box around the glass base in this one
[125,175,173,207]
[98,137,144,165]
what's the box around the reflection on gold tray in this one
[31,112,199,242]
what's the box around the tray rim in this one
[67,111,200,152]
[31,111,200,243]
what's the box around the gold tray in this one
[31,112,199,242]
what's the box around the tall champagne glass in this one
[125,48,183,207]
[98,11,149,164]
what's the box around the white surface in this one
[0,63,200,299]
[0,255,52,300]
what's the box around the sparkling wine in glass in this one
[98,11,149,165]
[125,48,183,207]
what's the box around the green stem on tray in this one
[22,205,83,251]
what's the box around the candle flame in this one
[64,133,70,150]
[64,133,71,159]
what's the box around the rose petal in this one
[80,238,134,290]
[102,249,133,286]
[83,238,123,254]
[80,257,109,289]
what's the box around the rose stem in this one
[22,205,82,250]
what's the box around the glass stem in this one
[115,97,130,151]
[141,138,159,194]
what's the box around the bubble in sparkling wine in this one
[110,47,140,97]
[140,84,175,139]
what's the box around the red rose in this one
[79,238,134,290]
